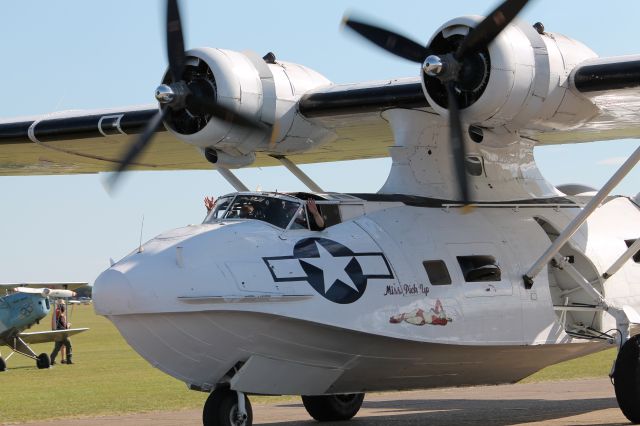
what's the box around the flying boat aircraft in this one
[0,283,89,371]
[0,0,640,425]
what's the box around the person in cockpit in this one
[204,196,216,213]
[204,195,325,230]
[238,204,256,218]
[307,198,325,230]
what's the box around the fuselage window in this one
[456,255,502,282]
[625,239,640,263]
[423,260,452,285]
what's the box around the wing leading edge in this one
[0,79,427,176]
[1,55,640,177]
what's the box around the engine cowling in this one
[161,48,334,168]
[421,16,599,136]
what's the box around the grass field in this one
[0,305,617,424]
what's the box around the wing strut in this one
[603,238,640,280]
[7,336,37,360]
[523,143,640,288]
[270,155,324,193]
[217,167,249,192]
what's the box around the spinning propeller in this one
[105,0,266,192]
[344,0,530,205]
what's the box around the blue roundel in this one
[263,237,394,305]
[293,238,367,304]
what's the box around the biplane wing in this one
[0,282,87,291]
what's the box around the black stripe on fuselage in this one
[299,81,428,118]
[574,60,640,93]
[0,109,163,144]
[348,193,580,207]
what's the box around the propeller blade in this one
[343,17,430,63]
[166,0,187,83]
[188,94,266,131]
[104,108,168,193]
[446,82,471,205]
[455,0,530,60]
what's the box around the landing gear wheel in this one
[613,335,640,423]
[0,356,6,372]
[36,353,50,369]
[203,388,253,426]
[301,393,365,422]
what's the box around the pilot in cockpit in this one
[204,195,325,230]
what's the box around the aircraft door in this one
[355,216,418,286]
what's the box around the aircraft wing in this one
[0,55,639,176]
[0,282,88,291]
[18,328,89,344]
[0,79,422,176]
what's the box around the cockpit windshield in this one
[203,195,301,229]
[204,196,233,222]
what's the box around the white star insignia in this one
[299,241,358,294]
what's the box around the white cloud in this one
[597,157,627,166]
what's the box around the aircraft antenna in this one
[137,215,145,253]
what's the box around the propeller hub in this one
[155,84,176,104]
[423,55,444,77]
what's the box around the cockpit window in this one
[203,196,233,223]
[221,195,301,229]
[289,206,309,230]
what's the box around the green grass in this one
[522,347,616,383]
[0,305,617,423]
[0,305,207,423]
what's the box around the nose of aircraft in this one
[93,269,134,316]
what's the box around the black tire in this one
[36,353,50,369]
[613,335,640,424]
[301,393,365,422]
[0,356,6,372]
[203,388,253,426]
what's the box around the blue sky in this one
[0,0,638,283]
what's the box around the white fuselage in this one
[93,193,640,395]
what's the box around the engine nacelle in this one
[162,48,334,168]
[422,16,599,136]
